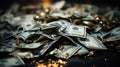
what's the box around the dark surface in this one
[11,51,120,67]
[68,51,120,67]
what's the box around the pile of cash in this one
[0,1,120,67]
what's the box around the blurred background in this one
[0,0,119,10]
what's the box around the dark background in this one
[0,0,120,9]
